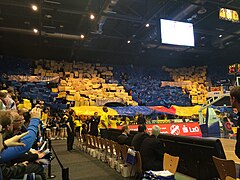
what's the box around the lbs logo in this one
[170,125,180,135]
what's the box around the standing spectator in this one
[140,125,164,171]
[81,124,88,142]
[230,87,240,158]
[41,108,49,130]
[66,109,75,151]
[99,106,109,138]
[85,115,91,132]
[88,112,100,136]
[74,115,81,141]
[222,113,234,138]
[61,112,68,140]
[137,113,146,125]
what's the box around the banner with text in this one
[117,122,202,137]
[8,75,60,83]
[161,81,192,87]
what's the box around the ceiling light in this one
[45,14,52,19]
[32,5,38,11]
[90,14,95,20]
[44,0,61,5]
[219,34,222,38]
[24,21,30,25]
[127,40,131,44]
[33,28,38,33]
[80,34,84,39]
[145,23,150,27]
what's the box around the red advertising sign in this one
[117,122,202,137]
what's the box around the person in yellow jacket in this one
[41,108,49,127]
[109,116,117,129]
[120,116,130,126]
[74,115,81,141]
[99,106,109,138]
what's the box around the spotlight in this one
[33,28,38,33]
[32,5,38,11]
[127,40,131,44]
[90,14,95,20]
[80,34,85,39]
[219,34,222,38]
[145,23,150,27]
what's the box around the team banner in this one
[72,105,205,116]
[161,81,192,87]
[117,122,202,137]
[8,75,59,83]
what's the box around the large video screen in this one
[160,19,195,47]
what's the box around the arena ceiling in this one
[0,0,240,66]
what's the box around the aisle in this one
[50,139,128,180]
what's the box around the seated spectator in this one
[5,87,17,110]
[117,125,131,146]
[0,90,7,110]
[1,107,41,162]
[131,124,149,151]
[0,108,45,180]
[140,125,164,171]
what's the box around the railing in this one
[198,93,230,124]
[48,140,69,180]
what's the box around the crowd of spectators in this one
[0,93,47,179]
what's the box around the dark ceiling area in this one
[0,0,240,66]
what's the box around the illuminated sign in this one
[229,64,240,74]
[219,8,239,22]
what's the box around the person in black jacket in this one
[88,112,100,136]
[131,124,149,151]
[66,110,75,151]
[140,125,164,171]
[230,87,240,158]
[117,125,132,146]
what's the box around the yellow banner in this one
[173,105,206,116]
[72,106,118,116]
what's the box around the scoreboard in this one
[219,8,239,23]
[229,64,240,74]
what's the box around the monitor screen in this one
[160,19,195,47]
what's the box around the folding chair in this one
[163,153,179,174]
[212,156,237,180]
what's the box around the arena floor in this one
[50,139,131,180]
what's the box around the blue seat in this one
[50,92,58,98]
[29,93,38,100]
[59,104,67,110]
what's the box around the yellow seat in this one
[163,153,179,174]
